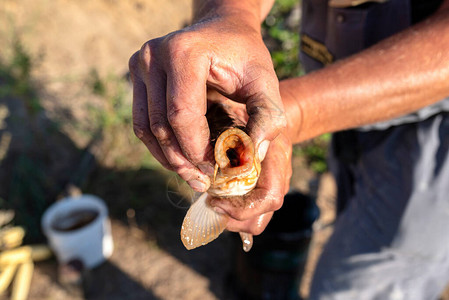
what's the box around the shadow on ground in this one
[0,70,233,299]
[34,259,160,300]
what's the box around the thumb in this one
[245,89,287,162]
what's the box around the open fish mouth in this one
[180,127,261,251]
[210,128,261,197]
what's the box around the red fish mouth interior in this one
[223,135,252,166]
[226,143,250,168]
[219,138,253,176]
[214,128,255,175]
[226,148,240,167]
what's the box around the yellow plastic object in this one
[0,245,52,267]
[0,224,52,298]
[0,263,18,294]
[0,227,25,250]
[0,247,31,267]
[29,245,52,262]
[11,261,34,300]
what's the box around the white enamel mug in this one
[41,194,113,269]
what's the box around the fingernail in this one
[198,163,215,176]
[258,140,270,161]
[188,180,207,192]
[239,232,253,252]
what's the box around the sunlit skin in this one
[130,0,449,236]
[282,2,449,144]
[203,93,291,235]
[129,0,285,194]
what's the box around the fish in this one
[180,126,261,252]
[210,128,261,197]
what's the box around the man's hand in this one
[129,6,286,192]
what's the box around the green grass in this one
[0,39,54,241]
[0,38,42,115]
[264,0,304,79]
[293,133,331,174]
[87,69,132,132]
[0,38,140,241]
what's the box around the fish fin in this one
[180,193,228,250]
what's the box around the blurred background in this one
[0,0,447,299]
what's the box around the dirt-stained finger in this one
[130,62,171,169]
[139,46,211,192]
[244,69,287,162]
[164,34,214,173]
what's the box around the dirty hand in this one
[129,7,286,193]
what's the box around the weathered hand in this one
[129,9,286,192]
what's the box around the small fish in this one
[210,128,261,197]
[180,127,261,251]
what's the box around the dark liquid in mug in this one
[51,209,99,232]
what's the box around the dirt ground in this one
[1,1,324,299]
[1,157,333,300]
[1,1,449,299]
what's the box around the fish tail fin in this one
[181,192,228,250]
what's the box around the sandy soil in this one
[1,157,333,300]
[1,1,448,299]
[0,0,192,149]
